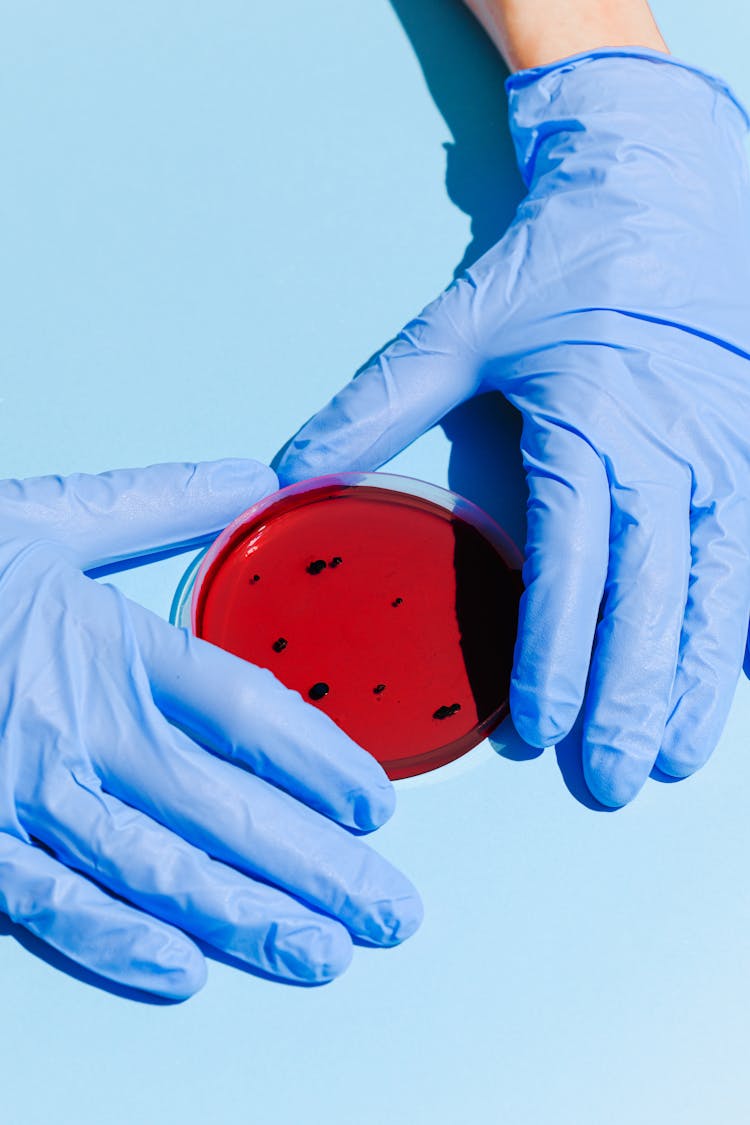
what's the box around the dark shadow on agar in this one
[453,517,520,725]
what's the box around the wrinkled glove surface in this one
[0,460,421,998]
[278,49,750,807]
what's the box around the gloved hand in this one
[277,49,750,808]
[0,460,421,999]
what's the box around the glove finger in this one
[128,600,395,833]
[582,470,692,807]
[0,830,205,999]
[657,490,750,777]
[0,459,278,570]
[510,419,610,746]
[276,275,481,485]
[93,706,423,949]
[24,779,352,984]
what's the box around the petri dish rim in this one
[171,471,524,779]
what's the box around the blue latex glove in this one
[0,460,421,998]
[278,49,750,808]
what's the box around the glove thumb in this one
[0,459,278,569]
[276,274,481,485]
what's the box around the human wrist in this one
[463,0,668,72]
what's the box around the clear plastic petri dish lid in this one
[171,472,523,780]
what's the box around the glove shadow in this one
[490,713,617,813]
[0,910,340,1003]
[85,534,218,581]
[388,0,525,275]
[442,391,527,551]
[492,712,687,811]
[0,913,180,1005]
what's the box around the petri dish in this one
[171,472,523,780]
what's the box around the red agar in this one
[193,482,522,779]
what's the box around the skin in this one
[462,0,668,70]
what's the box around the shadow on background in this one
[275,0,528,516]
[453,514,521,734]
[489,712,619,813]
[389,0,523,275]
[0,913,176,1005]
[276,0,529,539]
[388,0,528,548]
[488,713,618,813]
[490,703,684,810]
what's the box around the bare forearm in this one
[463,0,668,71]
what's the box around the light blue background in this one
[2,2,749,1122]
